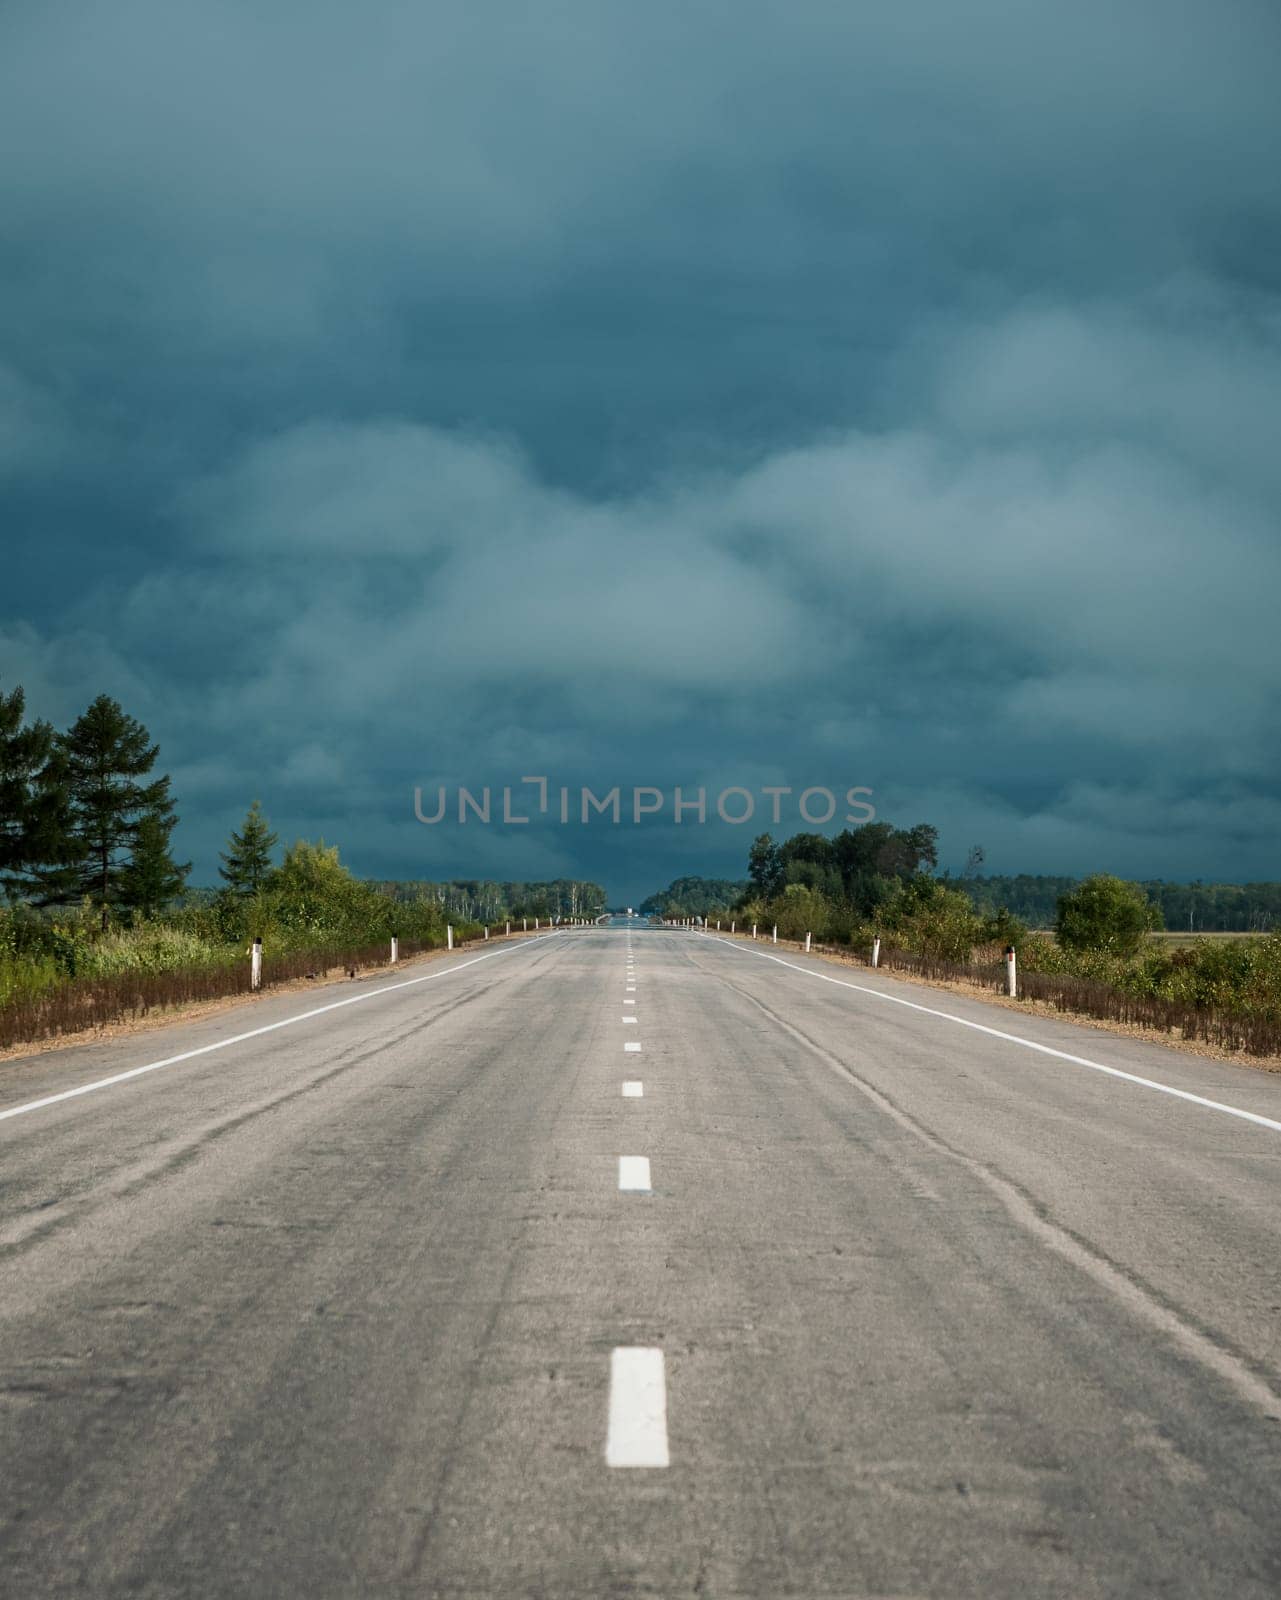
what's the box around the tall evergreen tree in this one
[57,695,176,926]
[0,681,48,892]
[219,800,279,894]
[0,681,80,902]
[120,810,191,919]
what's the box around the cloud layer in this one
[3,2,1278,897]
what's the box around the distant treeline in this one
[370,878,607,921]
[640,876,748,917]
[956,875,1280,932]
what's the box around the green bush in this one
[1056,874,1163,957]
[882,879,986,963]
[769,883,834,940]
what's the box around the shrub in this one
[769,883,833,940]
[882,878,985,963]
[1056,874,1163,957]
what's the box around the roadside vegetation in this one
[647,828,1281,1059]
[0,679,603,1049]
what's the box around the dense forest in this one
[640,876,748,917]
[957,875,1280,932]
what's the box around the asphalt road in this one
[2,926,1279,1598]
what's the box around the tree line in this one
[647,845,1281,937]
[639,876,747,917]
[645,823,944,926]
[372,879,608,921]
[645,823,1175,963]
[958,874,1281,932]
[3,678,606,937]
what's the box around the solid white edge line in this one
[700,934,1281,1136]
[606,1347,669,1468]
[0,933,564,1126]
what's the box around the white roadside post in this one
[390,935,398,964]
[506,921,511,936]
[804,931,811,952]
[871,936,881,968]
[250,936,262,991]
[523,917,527,932]
[1005,944,1018,998]
[751,924,757,940]
[772,925,778,944]
[731,920,736,934]
[484,926,489,940]
[447,924,454,950]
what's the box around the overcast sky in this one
[3,1,1279,902]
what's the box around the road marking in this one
[624,1040,642,1052]
[624,998,636,1005]
[0,934,565,1127]
[606,1348,669,1468]
[622,1016,637,1024]
[618,1155,652,1190]
[626,984,636,992]
[622,1081,643,1097]
[704,935,1281,1137]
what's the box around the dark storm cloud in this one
[3,1,1279,899]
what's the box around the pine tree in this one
[218,800,279,894]
[0,681,80,902]
[120,811,191,919]
[57,695,176,926]
[0,681,48,891]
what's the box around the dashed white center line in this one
[623,998,635,1005]
[622,1016,637,1024]
[606,1348,669,1468]
[624,1040,642,1052]
[622,1081,643,1097]
[618,1155,652,1191]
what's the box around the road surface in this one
[2,927,1279,1597]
